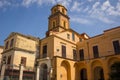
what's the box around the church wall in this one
[54,36,76,59]
[55,31,80,44]
[40,36,54,58]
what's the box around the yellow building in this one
[0,46,3,68]
[1,32,39,79]
[37,4,120,80]
[0,4,120,80]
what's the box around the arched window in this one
[53,21,55,28]
[94,67,104,80]
[5,41,9,49]
[10,38,14,47]
[54,9,57,13]
[109,62,120,80]
[52,8,57,14]
[64,21,66,28]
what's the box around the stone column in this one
[0,64,6,80]
[87,62,92,80]
[50,67,53,79]
[19,64,24,80]
[36,66,40,80]
[103,60,109,80]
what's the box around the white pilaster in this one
[36,66,40,80]
[0,64,6,80]
[19,64,24,80]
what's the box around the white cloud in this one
[88,0,94,2]
[97,15,114,23]
[70,1,81,12]
[101,0,120,16]
[0,1,3,8]
[0,0,11,8]
[101,0,111,11]
[93,1,100,9]
[88,2,100,15]
[88,0,120,23]
[22,0,71,8]
[56,0,71,8]
[37,0,56,6]
[71,16,91,24]
[83,6,89,12]
[0,0,120,25]
[22,0,36,7]
[22,0,56,7]
[116,0,120,11]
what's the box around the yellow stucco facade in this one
[0,46,3,68]
[2,32,39,70]
[38,4,120,80]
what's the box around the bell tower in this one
[46,4,70,36]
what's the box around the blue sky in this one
[0,0,120,45]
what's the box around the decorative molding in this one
[2,47,35,54]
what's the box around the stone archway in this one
[91,60,104,80]
[80,68,88,80]
[94,67,104,80]
[40,63,48,80]
[109,61,120,80]
[61,60,71,80]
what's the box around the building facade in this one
[0,46,3,68]
[1,32,39,80]
[0,4,120,80]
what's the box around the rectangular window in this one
[64,21,66,28]
[67,34,70,39]
[72,33,75,41]
[113,40,120,54]
[21,57,26,66]
[62,45,66,58]
[10,39,14,47]
[43,45,47,58]
[3,56,6,64]
[93,45,99,58]
[53,21,55,28]
[73,49,77,60]
[7,55,11,64]
[79,49,84,61]
[79,38,82,42]
[5,41,9,49]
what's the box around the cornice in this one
[2,47,35,54]
[47,25,67,32]
[48,11,70,20]
[53,34,77,45]
[5,32,40,42]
